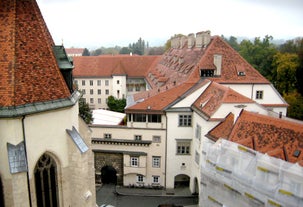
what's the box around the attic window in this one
[293,149,301,158]
[200,69,214,77]
[238,71,246,76]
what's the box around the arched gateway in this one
[94,152,123,185]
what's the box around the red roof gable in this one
[0,0,70,107]
[125,82,197,113]
[193,81,254,117]
[207,110,303,164]
[73,56,161,78]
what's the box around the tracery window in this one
[34,154,59,207]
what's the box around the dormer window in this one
[238,71,246,76]
[200,69,214,77]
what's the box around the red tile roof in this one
[207,110,303,164]
[189,36,269,84]
[125,81,198,113]
[0,0,71,107]
[73,56,161,78]
[65,48,84,55]
[192,81,254,118]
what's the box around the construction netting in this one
[200,139,303,207]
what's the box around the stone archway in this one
[174,174,190,188]
[101,166,117,184]
[94,152,123,185]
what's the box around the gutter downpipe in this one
[22,115,33,207]
[164,113,168,190]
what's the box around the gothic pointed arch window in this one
[34,153,59,207]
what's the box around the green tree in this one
[272,52,299,95]
[107,96,126,113]
[82,48,90,56]
[284,92,303,120]
[239,36,277,81]
[224,36,240,51]
[120,47,132,55]
[79,98,93,124]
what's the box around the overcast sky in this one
[37,0,303,49]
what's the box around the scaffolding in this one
[200,139,303,207]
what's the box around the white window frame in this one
[137,174,144,182]
[152,156,161,168]
[256,90,263,99]
[131,157,139,167]
[179,114,192,127]
[104,133,112,139]
[152,136,161,143]
[152,176,160,184]
[176,141,191,155]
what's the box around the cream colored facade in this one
[75,76,147,110]
[91,114,166,187]
[0,99,96,207]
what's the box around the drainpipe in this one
[22,116,32,207]
[164,113,168,189]
[251,83,255,100]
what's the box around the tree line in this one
[79,35,303,122]
[223,35,303,120]
[82,38,165,56]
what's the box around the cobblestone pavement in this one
[96,184,199,207]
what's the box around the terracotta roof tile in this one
[193,81,254,117]
[0,0,70,107]
[65,48,84,55]
[206,112,235,141]
[73,56,160,78]
[213,110,303,164]
[190,36,269,84]
[125,82,197,113]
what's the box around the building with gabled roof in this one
[0,1,95,206]
[207,109,303,164]
[65,48,85,57]
[73,55,160,109]
[88,30,295,202]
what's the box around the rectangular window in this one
[90,89,94,95]
[148,114,162,123]
[256,90,263,99]
[117,80,120,84]
[82,89,86,94]
[152,176,160,183]
[177,142,191,155]
[152,156,161,168]
[137,174,143,182]
[90,98,94,104]
[200,69,214,77]
[82,80,85,86]
[90,80,93,86]
[105,80,109,86]
[105,89,109,95]
[74,80,78,86]
[133,114,146,122]
[134,135,142,141]
[97,80,101,86]
[98,98,101,104]
[135,85,140,91]
[131,157,139,167]
[179,115,192,126]
[195,124,201,140]
[98,89,101,95]
[104,133,112,139]
[152,136,161,143]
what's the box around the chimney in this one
[187,33,195,49]
[171,37,180,49]
[214,54,222,76]
[196,32,203,48]
[203,30,211,47]
[180,36,187,48]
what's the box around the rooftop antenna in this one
[61,38,64,46]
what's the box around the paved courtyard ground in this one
[96,184,198,207]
